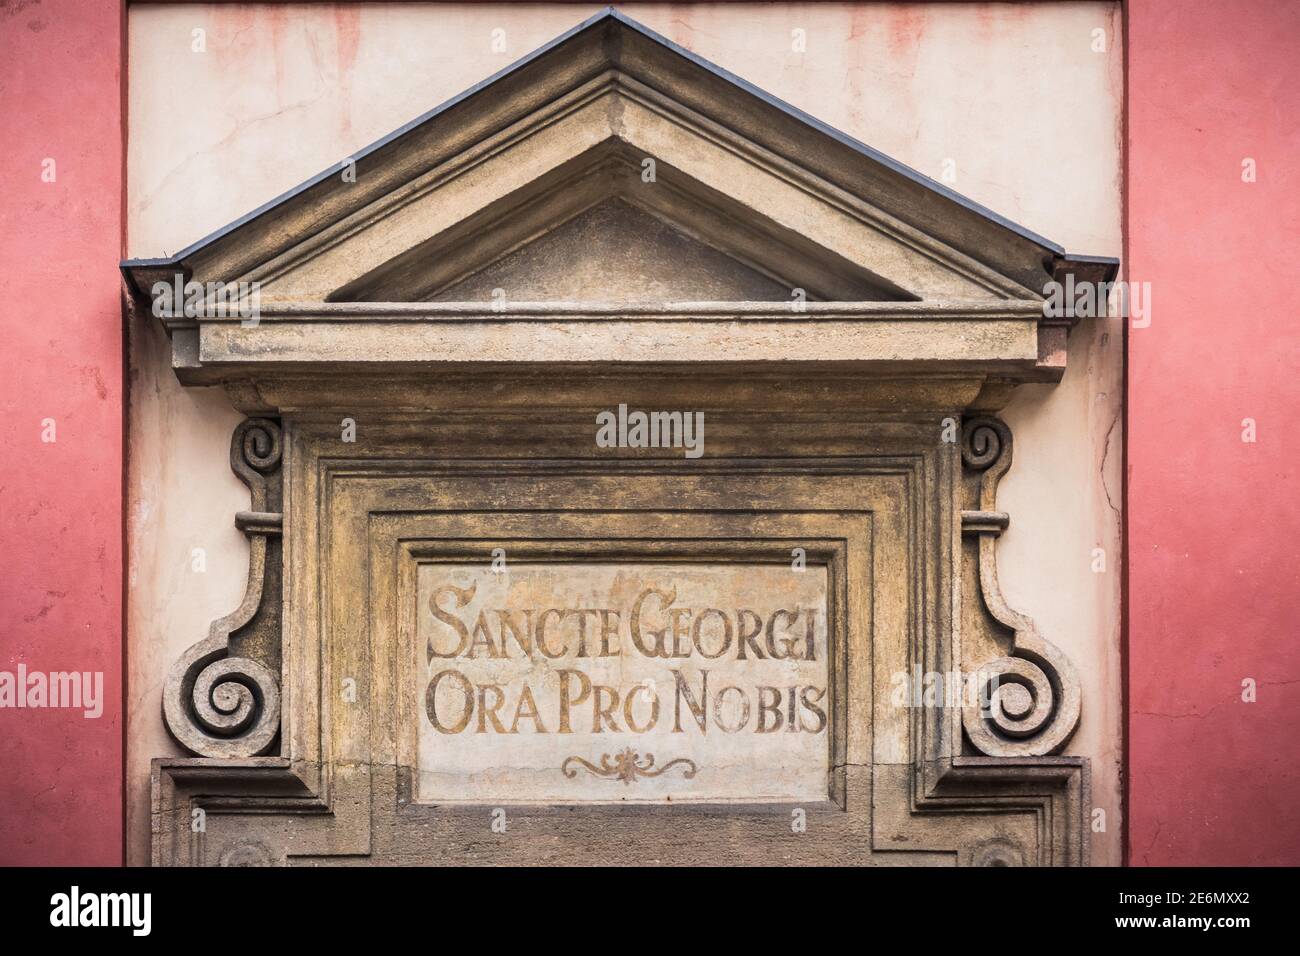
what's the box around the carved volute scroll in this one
[960,417,1082,756]
[162,418,284,758]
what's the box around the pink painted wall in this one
[1126,0,1300,865]
[0,1,124,864]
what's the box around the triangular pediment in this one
[424,198,800,304]
[326,138,916,304]
[121,7,1118,394]
[123,7,1111,310]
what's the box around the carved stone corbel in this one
[960,417,1081,756]
[162,418,284,758]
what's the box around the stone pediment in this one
[331,165,916,305]
[121,6,1115,402]
[418,198,807,304]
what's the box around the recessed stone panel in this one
[415,562,830,804]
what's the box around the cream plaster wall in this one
[127,1,1123,865]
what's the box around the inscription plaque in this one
[416,562,830,804]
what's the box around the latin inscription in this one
[415,563,830,803]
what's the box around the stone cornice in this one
[158,299,1070,397]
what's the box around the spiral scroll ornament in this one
[960,419,1005,472]
[963,645,1079,757]
[162,419,283,759]
[960,417,1081,758]
[238,419,282,477]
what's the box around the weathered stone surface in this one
[416,563,830,804]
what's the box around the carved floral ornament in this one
[562,750,699,785]
[130,9,1111,865]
